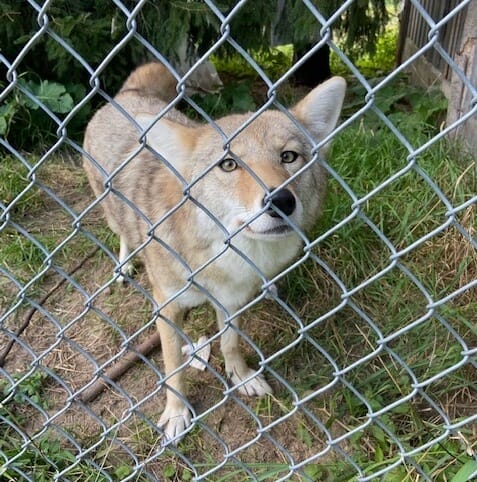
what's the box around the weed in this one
[0,76,90,147]
[187,45,296,119]
[187,80,256,119]
[0,231,58,287]
[0,370,49,412]
[212,45,294,82]
[0,370,142,481]
[0,155,45,217]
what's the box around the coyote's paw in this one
[264,283,278,300]
[115,262,134,284]
[158,405,192,446]
[230,369,272,397]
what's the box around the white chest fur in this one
[175,232,302,312]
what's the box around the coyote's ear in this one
[135,114,196,174]
[292,76,346,142]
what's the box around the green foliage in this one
[22,80,74,114]
[341,74,448,144]
[187,80,256,119]
[0,430,113,482]
[331,17,399,77]
[0,370,49,412]
[320,80,457,270]
[0,1,219,93]
[0,371,128,481]
[355,25,399,76]
[0,1,394,149]
[0,154,50,282]
[213,45,294,81]
[163,462,194,481]
[190,45,295,118]
[232,1,390,57]
[0,155,37,212]
[0,231,51,283]
[0,1,214,148]
[329,0,391,57]
[452,460,477,482]
[0,76,90,146]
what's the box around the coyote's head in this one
[137,77,346,243]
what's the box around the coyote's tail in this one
[119,62,177,102]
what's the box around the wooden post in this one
[446,1,477,156]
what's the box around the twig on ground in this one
[1,244,163,404]
[0,247,100,367]
[78,331,161,403]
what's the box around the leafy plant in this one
[344,75,448,139]
[212,45,294,81]
[0,77,90,147]
[0,371,127,481]
[356,24,399,76]
[331,8,399,79]
[187,80,256,119]
[0,430,114,482]
[0,370,49,412]
[452,460,477,482]
[21,79,74,115]
[0,1,396,149]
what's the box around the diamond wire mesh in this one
[0,1,476,481]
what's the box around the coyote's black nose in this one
[263,188,296,218]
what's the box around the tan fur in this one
[83,62,346,444]
[120,62,177,102]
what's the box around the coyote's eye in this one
[280,150,299,163]
[219,158,238,172]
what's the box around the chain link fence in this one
[1,1,476,481]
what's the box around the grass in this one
[267,84,476,480]
[212,45,294,83]
[1,42,476,482]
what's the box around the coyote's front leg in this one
[215,308,272,397]
[155,300,191,445]
[116,236,135,284]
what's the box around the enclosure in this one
[0,1,476,481]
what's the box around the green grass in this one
[0,156,46,217]
[264,81,476,480]
[0,153,114,291]
[212,45,294,82]
[0,370,148,481]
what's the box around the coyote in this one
[83,62,345,444]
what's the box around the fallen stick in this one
[1,243,163,403]
[0,246,100,367]
[78,330,162,403]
